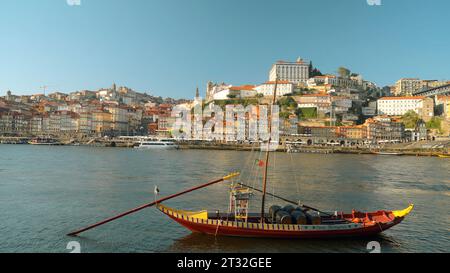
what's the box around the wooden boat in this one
[436,154,450,158]
[67,79,414,240]
[157,203,413,238]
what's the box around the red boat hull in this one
[158,204,412,239]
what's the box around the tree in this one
[279,111,291,119]
[426,117,442,132]
[309,61,323,77]
[277,96,297,109]
[295,107,317,119]
[337,67,351,79]
[401,110,420,128]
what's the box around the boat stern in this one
[157,204,209,220]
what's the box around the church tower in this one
[193,87,202,107]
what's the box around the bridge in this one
[413,84,450,97]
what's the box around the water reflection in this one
[167,232,403,253]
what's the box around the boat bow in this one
[392,204,414,219]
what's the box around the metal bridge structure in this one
[413,84,450,97]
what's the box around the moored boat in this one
[157,203,414,238]
[28,137,62,145]
[134,139,179,149]
[372,151,404,156]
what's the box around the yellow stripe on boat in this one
[157,204,208,220]
[392,204,414,218]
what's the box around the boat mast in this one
[260,79,278,224]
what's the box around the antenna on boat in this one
[260,78,278,224]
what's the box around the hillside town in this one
[1,57,449,149]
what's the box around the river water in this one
[0,145,448,253]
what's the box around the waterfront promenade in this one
[1,136,449,157]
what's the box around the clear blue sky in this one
[0,0,449,98]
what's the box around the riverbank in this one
[1,136,449,157]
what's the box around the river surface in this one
[0,145,448,253]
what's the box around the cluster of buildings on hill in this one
[0,84,187,138]
[205,58,377,102]
[194,58,450,144]
[1,57,449,145]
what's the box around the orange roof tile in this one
[300,94,330,97]
[230,85,255,91]
[264,81,292,84]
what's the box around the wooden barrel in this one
[305,211,322,225]
[282,205,295,214]
[291,210,308,225]
[269,205,282,221]
[275,210,292,225]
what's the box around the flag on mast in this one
[255,159,265,167]
[154,185,160,196]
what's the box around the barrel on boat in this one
[269,205,282,221]
[291,210,308,225]
[282,205,295,214]
[275,210,292,224]
[305,211,322,225]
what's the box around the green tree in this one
[279,111,291,119]
[337,67,351,78]
[295,107,317,119]
[426,117,442,131]
[402,110,420,128]
[277,96,298,109]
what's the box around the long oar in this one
[67,173,240,236]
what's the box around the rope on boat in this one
[215,219,223,237]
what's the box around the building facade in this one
[394,78,422,96]
[212,85,256,100]
[269,58,309,84]
[254,81,294,97]
[377,96,434,121]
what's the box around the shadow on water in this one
[165,232,403,253]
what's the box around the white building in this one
[269,58,309,84]
[377,96,434,120]
[212,85,256,100]
[206,82,232,101]
[254,81,294,97]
